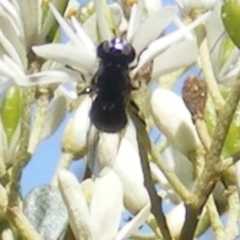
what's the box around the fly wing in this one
[87,124,122,177]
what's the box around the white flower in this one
[58,169,123,240]
[32,1,210,83]
[87,121,151,239]
[61,96,92,159]
[59,119,151,239]
[176,0,218,14]
[0,0,79,89]
[143,0,162,13]
[151,88,201,156]
[174,2,240,86]
[64,0,80,19]
[0,0,80,158]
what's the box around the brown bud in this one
[182,76,207,123]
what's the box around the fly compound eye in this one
[97,40,110,59]
[110,38,135,63]
[122,43,135,63]
[97,38,135,64]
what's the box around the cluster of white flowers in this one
[0,0,239,239]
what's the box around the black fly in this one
[88,38,136,133]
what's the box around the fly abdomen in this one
[90,94,127,133]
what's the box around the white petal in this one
[122,119,138,151]
[55,83,78,100]
[143,0,161,13]
[109,2,127,34]
[17,0,40,47]
[82,14,98,45]
[131,11,211,76]
[0,0,24,36]
[25,69,79,86]
[40,96,68,141]
[49,3,82,46]
[1,54,24,76]
[205,3,224,52]
[1,228,15,240]
[164,147,194,189]
[150,162,168,185]
[65,0,80,17]
[71,16,96,52]
[131,7,177,55]
[218,52,240,85]
[0,58,23,80]
[112,122,151,239]
[151,88,200,155]
[90,171,123,240]
[114,123,150,214]
[152,38,198,79]
[205,3,226,78]
[58,170,93,240]
[155,145,195,203]
[115,203,150,240]
[32,44,97,75]
[0,10,27,67]
[166,203,186,239]
[127,2,143,42]
[220,62,240,86]
[176,0,217,13]
[0,29,23,69]
[61,96,91,158]
[93,0,113,41]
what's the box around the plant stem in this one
[129,103,172,240]
[180,75,240,240]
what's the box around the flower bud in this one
[114,121,150,214]
[58,169,123,240]
[151,88,200,156]
[61,96,91,159]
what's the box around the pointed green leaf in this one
[23,185,68,240]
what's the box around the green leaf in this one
[23,185,68,240]
[222,0,240,48]
[1,86,22,144]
